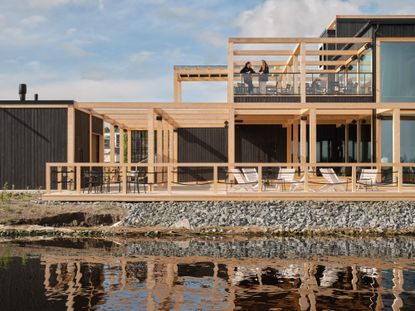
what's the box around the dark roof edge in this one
[0,100,75,105]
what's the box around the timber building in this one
[2,15,415,201]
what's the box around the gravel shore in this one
[119,200,415,232]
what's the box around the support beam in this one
[300,117,307,164]
[376,117,382,182]
[309,109,317,164]
[393,108,401,186]
[127,130,132,167]
[147,110,155,186]
[228,109,235,166]
[299,43,306,103]
[119,127,124,164]
[173,74,182,103]
[293,121,299,163]
[109,124,115,163]
[227,42,234,104]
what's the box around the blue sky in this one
[1,0,415,102]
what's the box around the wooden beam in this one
[147,110,155,185]
[127,130,132,166]
[300,43,306,103]
[306,50,359,56]
[300,116,307,164]
[119,128,124,164]
[228,41,234,104]
[234,50,293,56]
[309,109,317,164]
[173,72,182,103]
[393,108,401,183]
[229,37,371,44]
[154,108,179,129]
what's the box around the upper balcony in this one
[229,37,374,103]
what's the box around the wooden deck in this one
[42,184,415,202]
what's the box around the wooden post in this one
[127,129,132,169]
[293,121,299,163]
[258,165,263,192]
[122,165,127,194]
[57,165,62,192]
[398,166,403,192]
[304,165,309,192]
[228,108,235,167]
[309,109,317,165]
[109,123,115,164]
[157,122,163,184]
[299,42,306,103]
[76,165,81,194]
[169,125,174,163]
[356,120,361,162]
[227,42,234,104]
[173,72,182,103]
[119,128,124,164]
[167,164,172,193]
[293,55,298,94]
[345,124,349,162]
[376,116,382,182]
[147,110,155,187]
[352,166,356,192]
[45,164,51,193]
[300,116,307,164]
[213,165,218,193]
[393,108,401,187]
[287,123,292,165]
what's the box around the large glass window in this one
[381,42,415,102]
[401,117,415,163]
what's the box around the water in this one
[0,237,415,310]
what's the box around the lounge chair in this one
[241,168,260,190]
[357,168,378,191]
[319,168,349,192]
[275,168,295,191]
[227,168,257,191]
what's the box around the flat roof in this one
[0,100,75,105]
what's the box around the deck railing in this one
[44,162,415,195]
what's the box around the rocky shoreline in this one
[120,200,415,233]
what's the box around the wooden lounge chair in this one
[241,168,260,190]
[227,168,257,191]
[357,168,378,191]
[275,168,295,191]
[319,168,349,192]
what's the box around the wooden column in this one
[293,56,299,93]
[173,73,182,103]
[299,42,306,103]
[309,109,317,164]
[227,42,234,104]
[109,124,115,164]
[127,129,132,168]
[169,125,174,163]
[119,128,124,164]
[345,124,349,162]
[147,110,155,186]
[286,123,292,164]
[228,109,235,167]
[156,121,163,184]
[393,108,401,187]
[356,120,361,162]
[300,116,307,164]
[293,121,299,163]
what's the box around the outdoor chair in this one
[357,168,378,191]
[127,169,147,193]
[319,168,349,192]
[82,170,102,194]
[103,168,122,193]
[227,168,257,191]
[241,168,260,190]
[275,168,295,191]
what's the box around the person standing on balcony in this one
[240,61,255,94]
[259,60,269,94]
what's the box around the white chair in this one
[241,168,260,190]
[227,168,256,191]
[357,168,378,191]
[275,168,295,191]
[319,168,349,192]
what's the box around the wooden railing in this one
[44,162,415,195]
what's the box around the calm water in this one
[0,237,415,310]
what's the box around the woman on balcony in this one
[259,60,269,95]
[240,61,255,94]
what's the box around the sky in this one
[1,0,415,102]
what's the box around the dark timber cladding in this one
[92,116,103,135]
[75,109,90,162]
[236,125,287,163]
[0,108,67,189]
[178,128,227,182]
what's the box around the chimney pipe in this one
[19,84,27,101]
[34,93,38,101]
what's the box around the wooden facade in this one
[3,15,415,201]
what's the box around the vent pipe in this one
[19,84,27,101]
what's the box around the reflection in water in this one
[0,237,414,310]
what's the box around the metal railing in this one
[234,73,301,96]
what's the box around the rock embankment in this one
[120,201,415,233]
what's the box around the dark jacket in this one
[240,66,255,74]
[259,65,269,81]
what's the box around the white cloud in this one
[62,42,89,57]
[128,51,154,64]
[236,0,361,37]
[198,31,227,47]
[21,15,47,26]
[66,27,77,35]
